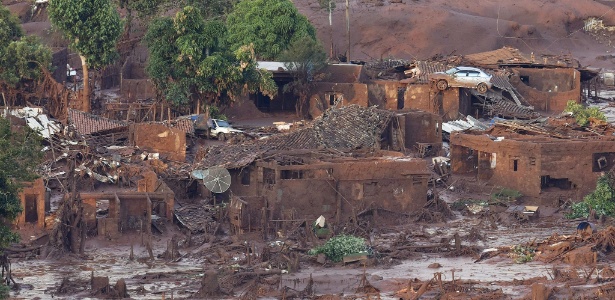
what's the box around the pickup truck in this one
[193,115,243,141]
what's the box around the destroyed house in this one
[463,47,582,113]
[228,151,430,235]
[196,106,431,232]
[253,63,368,118]
[450,120,615,204]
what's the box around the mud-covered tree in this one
[145,6,276,112]
[226,0,317,60]
[279,36,327,117]
[48,0,122,112]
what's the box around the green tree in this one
[0,116,43,295]
[226,0,317,60]
[48,0,123,112]
[0,5,22,51]
[0,118,44,246]
[567,174,615,219]
[279,36,327,116]
[0,36,52,86]
[0,5,52,96]
[145,6,276,112]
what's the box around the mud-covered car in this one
[430,66,493,94]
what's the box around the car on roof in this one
[429,66,493,94]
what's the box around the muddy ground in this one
[7,183,613,300]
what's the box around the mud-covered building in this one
[197,105,434,231]
[450,119,615,203]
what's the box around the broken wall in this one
[367,81,407,110]
[451,132,615,203]
[236,157,429,225]
[397,110,443,150]
[309,82,369,118]
[511,68,581,112]
[130,123,186,162]
[16,178,46,228]
[404,84,472,121]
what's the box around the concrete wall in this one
[130,123,186,162]
[451,132,615,203]
[511,68,581,112]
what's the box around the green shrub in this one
[491,188,523,201]
[564,101,606,126]
[308,234,367,262]
[0,283,8,300]
[510,245,536,264]
[566,174,615,219]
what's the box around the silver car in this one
[430,66,493,94]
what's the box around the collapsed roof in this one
[196,105,396,169]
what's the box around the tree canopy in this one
[145,6,276,109]
[0,5,52,88]
[226,0,317,60]
[48,0,123,69]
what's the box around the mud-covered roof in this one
[197,105,395,169]
[68,109,127,135]
[463,47,533,68]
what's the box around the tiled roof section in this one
[198,105,395,169]
[68,109,127,135]
[415,61,450,84]
[168,118,194,134]
[462,47,532,68]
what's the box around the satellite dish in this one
[203,167,231,193]
[191,169,208,180]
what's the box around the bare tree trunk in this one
[80,55,90,112]
[329,2,333,58]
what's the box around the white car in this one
[430,66,493,94]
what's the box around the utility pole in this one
[346,0,350,63]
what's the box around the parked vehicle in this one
[193,115,243,141]
[429,66,493,94]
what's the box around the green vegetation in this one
[308,234,368,262]
[0,117,44,248]
[491,188,523,202]
[564,100,606,126]
[0,116,44,296]
[0,5,51,88]
[48,0,123,111]
[279,36,328,116]
[567,174,615,219]
[509,245,536,264]
[226,0,317,60]
[145,6,276,110]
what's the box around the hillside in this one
[3,0,615,69]
[296,0,615,69]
